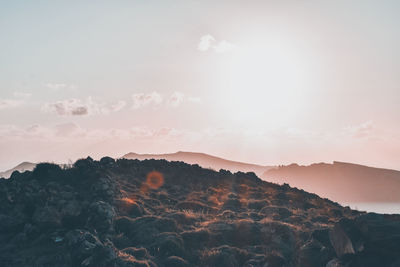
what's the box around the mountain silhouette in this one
[262,161,400,203]
[0,161,36,178]
[123,151,273,176]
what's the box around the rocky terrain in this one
[123,151,273,176]
[0,157,399,267]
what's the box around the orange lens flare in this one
[121,197,135,204]
[146,171,164,189]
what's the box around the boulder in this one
[150,232,184,257]
[297,239,333,267]
[87,201,116,232]
[329,218,364,257]
[221,198,242,211]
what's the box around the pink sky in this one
[1,1,400,171]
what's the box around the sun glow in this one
[217,35,317,127]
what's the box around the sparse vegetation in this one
[0,157,399,266]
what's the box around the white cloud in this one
[343,121,375,139]
[168,92,185,107]
[0,92,32,110]
[132,91,201,108]
[0,99,24,110]
[213,40,236,53]
[198,34,216,51]
[198,34,236,53]
[132,92,163,109]
[42,98,90,116]
[101,100,126,114]
[46,83,77,90]
[42,97,126,116]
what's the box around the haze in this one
[1,1,400,171]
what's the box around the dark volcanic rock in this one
[0,157,399,266]
[87,201,116,232]
[328,213,400,267]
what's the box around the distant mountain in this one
[123,151,273,176]
[0,161,36,178]
[262,161,400,203]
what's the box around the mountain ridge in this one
[122,151,274,176]
[0,161,36,179]
[263,161,400,203]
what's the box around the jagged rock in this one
[65,229,103,264]
[87,201,116,232]
[297,239,333,267]
[91,176,121,201]
[329,218,364,257]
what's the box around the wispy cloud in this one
[101,100,126,114]
[42,98,90,116]
[167,92,184,107]
[198,34,236,53]
[132,92,163,109]
[343,121,375,139]
[0,91,31,110]
[45,83,77,91]
[0,99,23,110]
[133,91,200,109]
[42,97,126,116]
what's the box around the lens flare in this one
[146,171,164,189]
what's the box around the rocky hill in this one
[263,161,400,203]
[0,157,399,267]
[123,151,273,176]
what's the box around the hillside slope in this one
[0,158,399,266]
[123,151,273,176]
[263,161,400,203]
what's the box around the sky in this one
[1,0,400,171]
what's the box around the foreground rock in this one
[0,157,399,266]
